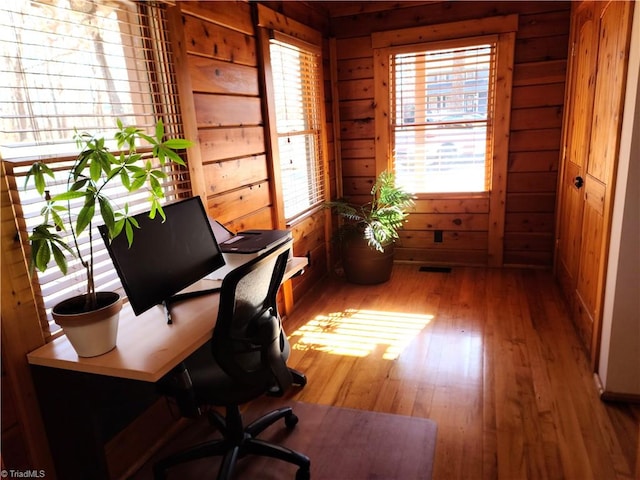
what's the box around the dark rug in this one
[133,400,437,479]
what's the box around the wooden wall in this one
[0,2,573,475]
[175,1,333,302]
[1,164,54,474]
[329,1,570,267]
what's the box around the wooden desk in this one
[27,256,307,382]
[27,253,307,480]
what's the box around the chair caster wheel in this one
[285,412,299,428]
[296,467,310,480]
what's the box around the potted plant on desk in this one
[327,170,415,284]
[25,119,192,357]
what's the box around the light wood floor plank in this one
[281,265,639,479]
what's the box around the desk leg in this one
[31,366,157,480]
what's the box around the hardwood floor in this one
[278,265,639,479]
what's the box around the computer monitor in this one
[99,196,225,317]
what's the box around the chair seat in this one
[185,343,273,406]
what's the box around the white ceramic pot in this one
[52,292,122,357]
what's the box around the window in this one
[268,35,325,222]
[373,17,516,266]
[1,0,188,338]
[391,40,495,194]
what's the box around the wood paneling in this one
[370,14,518,47]
[188,56,260,96]
[514,34,569,63]
[224,207,274,233]
[405,213,489,231]
[255,3,323,45]
[513,60,566,86]
[194,94,262,128]
[506,192,556,212]
[337,57,373,80]
[179,1,254,36]
[341,139,375,159]
[334,36,371,60]
[507,172,558,192]
[329,1,569,37]
[207,182,272,225]
[288,213,328,301]
[329,2,571,267]
[505,212,555,232]
[509,150,558,173]
[399,230,488,250]
[511,83,566,108]
[203,155,268,195]
[257,1,331,33]
[182,15,257,66]
[1,164,54,474]
[198,126,266,162]
[338,78,375,101]
[177,2,333,317]
[510,106,563,130]
[413,196,490,213]
[396,196,491,266]
[396,247,489,266]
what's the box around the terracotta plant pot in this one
[341,236,395,285]
[52,292,122,357]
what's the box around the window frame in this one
[372,15,517,266]
[268,34,326,223]
[258,24,329,229]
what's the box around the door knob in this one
[574,176,584,189]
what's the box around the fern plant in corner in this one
[327,170,414,284]
[328,170,415,252]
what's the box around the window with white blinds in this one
[391,40,496,193]
[1,0,190,338]
[269,37,325,222]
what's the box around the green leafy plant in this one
[327,170,415,252]
[24,119,192,311]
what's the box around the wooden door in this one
[556,0,634,366]
[556,2,599,313]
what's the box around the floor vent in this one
[419,266,452,273]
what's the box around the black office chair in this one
[154,242,310,480]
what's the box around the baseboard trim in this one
[594,373,640,403]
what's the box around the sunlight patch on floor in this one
[289,309,433,359]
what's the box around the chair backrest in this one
[210,240,293,395]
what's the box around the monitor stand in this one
[162,288,221,324]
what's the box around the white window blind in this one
[391,42,495,193]
[269,37,325,222]
[1,0,190,338]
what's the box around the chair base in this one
[153,405,310,480]
[289,368,307,387]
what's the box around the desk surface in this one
[27,256,307,383]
